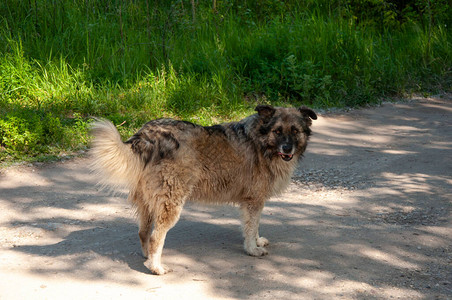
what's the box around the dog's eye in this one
[273,129,282,135]
[292,128,299,134]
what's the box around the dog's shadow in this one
[123,218,243,274]
[11,205,243,278]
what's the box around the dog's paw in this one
[256,237,269,247]
[246,246,268,257]
[144,260,173,275]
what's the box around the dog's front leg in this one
[240,201,268,256]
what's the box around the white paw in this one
[246,246,268,257]
[144,260,172,275]
[256,237,269,247]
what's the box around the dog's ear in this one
[255,105,276,121]
[298,106,317,120]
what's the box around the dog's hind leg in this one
[137,207,153,258]
[128,186,154,258]
[240,201,268,256]
[143,196,185,275]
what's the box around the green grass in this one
[1,0,451,164]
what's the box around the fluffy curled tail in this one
[90,120,142,191]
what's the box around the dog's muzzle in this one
[278,144,294,161]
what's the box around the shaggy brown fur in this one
[90,105,317,275]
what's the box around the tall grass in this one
[0,0,451,163]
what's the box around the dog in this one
[90,105,317,275]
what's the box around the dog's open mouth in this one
[278,153,293,161]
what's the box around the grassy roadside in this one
[1,1,451,164]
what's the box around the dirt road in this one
[1,96,451,299]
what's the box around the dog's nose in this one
[282,144,293,153]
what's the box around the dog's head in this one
[254,105,317,161]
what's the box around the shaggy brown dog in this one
[90,105,317,275]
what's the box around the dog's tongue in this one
[278,153,293,161]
